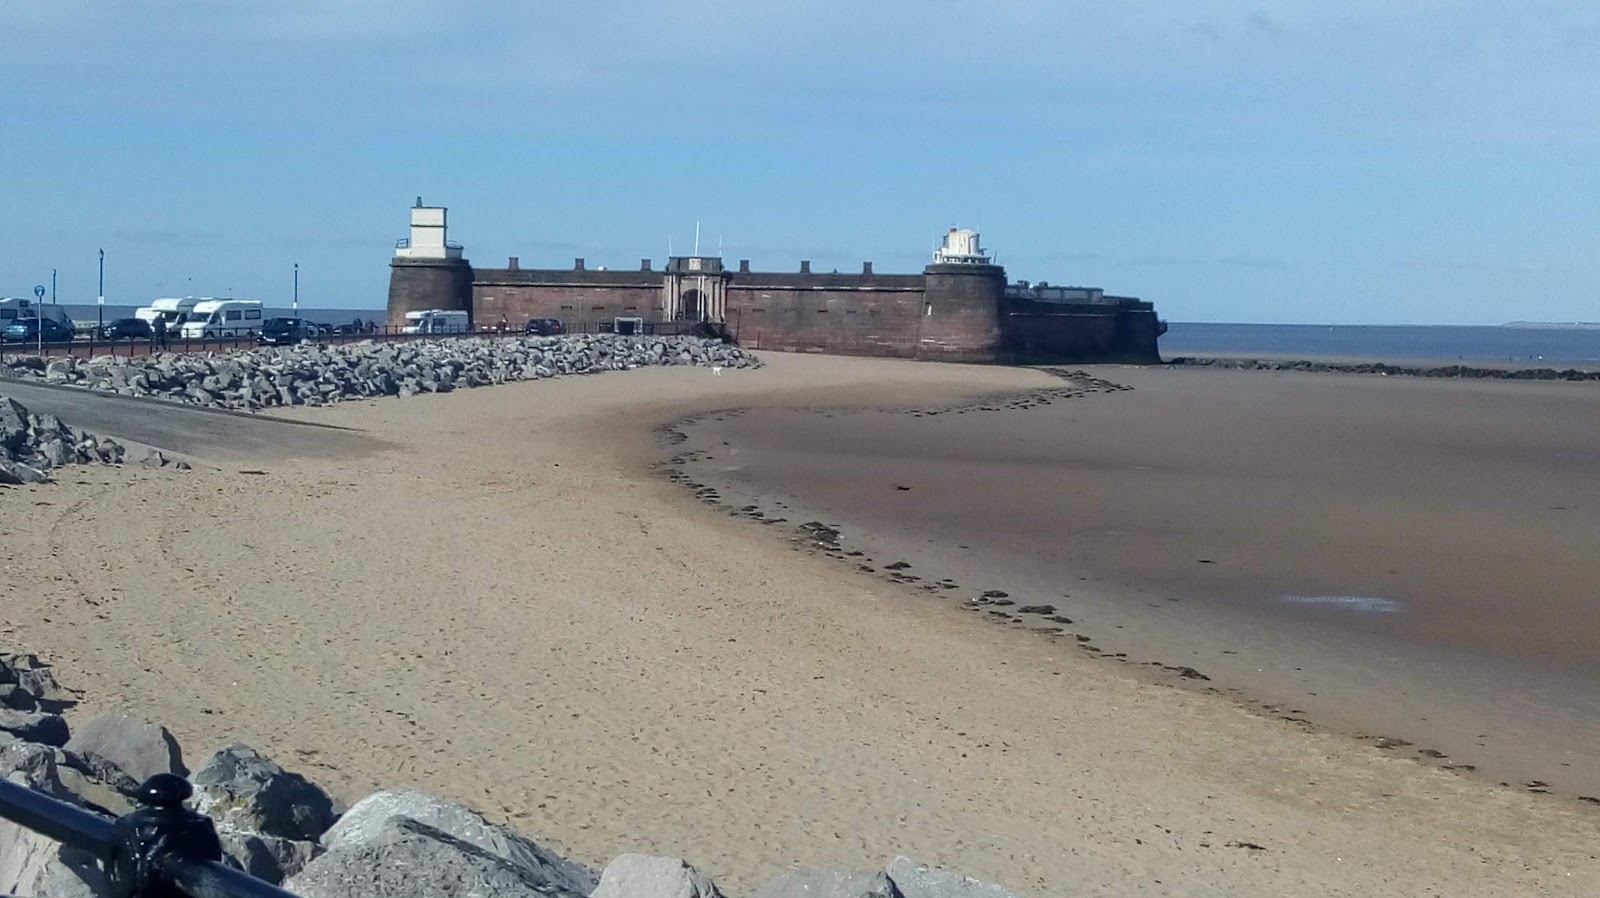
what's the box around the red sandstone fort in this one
[387,200,1165,363]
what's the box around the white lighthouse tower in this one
[395,197,462,260]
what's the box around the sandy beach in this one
[2,352,1598,897]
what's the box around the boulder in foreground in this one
[592,853,726,898]
[287,817,586,898]
[191,743,338,843]
[323,789,598,894]
[753,869,902,898]
[886,857,1024,898]
[64,712,187,784]
[0,740,107,898]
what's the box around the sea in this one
[1162,322,1600,365]
[41,304,1600,365]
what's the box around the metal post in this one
[97,248,105,339]
[293,262,299,314]
[34,284,44,356]
[51,268,57,304]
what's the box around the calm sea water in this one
[1163,322,1600,365]
[40,304,1600,365]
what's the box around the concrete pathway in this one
[0,377,386,463]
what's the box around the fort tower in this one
[386,198,474,328]
[919,228,1006,360]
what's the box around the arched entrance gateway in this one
[679,289,703,322]
[664,256,726,324]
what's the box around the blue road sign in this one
[33,285,45,299]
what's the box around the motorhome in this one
[134,297,205,331]
[178,299,265,339]
[0,297,73,328]
[402,309,470,335]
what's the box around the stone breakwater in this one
[0,335,761,413]
[1,653,1028,898]
[1168,356,1600,380]
[0,394,182,487]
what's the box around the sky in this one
[2,1,1597,325]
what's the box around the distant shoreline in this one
[1164,354,1600,377]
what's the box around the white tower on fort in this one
[394,197,462,260]
[933,227,990,265]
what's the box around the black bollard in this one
[106,774,223,898]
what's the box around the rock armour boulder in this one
[63,712,186,784]
[323,789,598,894]
[0,395,149,485]
[885,858,1024,898]
[592,854,726,898]
[752,869,903,898]
[3,334,760,413]
[286,817,587,898]
[191,743,338,843]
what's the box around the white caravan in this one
[179,299,265,339]
[402,309,470,335]
[134,297,204,330]
[0,297,73,328]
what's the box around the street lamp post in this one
[51,269,56,305]
[33,285,44,355]
[293,262,299,314]
[97,249,105,337]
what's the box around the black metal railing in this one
[0,773,297,898]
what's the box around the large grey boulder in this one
[0,740,108,897]
[0,709,69,747]
[753,869,902,898]
[592,854,725,898]
[7,657,73,705]
[0,684,37,712]
[286,817,585,898]
[323,790,596,894]
[217,829,320,885]
[191,744,337,842]
[0,398,28,453]
[55,765,134,817]
[885,858,1025,898]
[64,713,186,784]
[0,459,49,485]
[1,738,71,798]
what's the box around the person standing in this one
[152,316,168,351]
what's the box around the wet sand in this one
[2,353,1597,896]
[670,366,1600,797]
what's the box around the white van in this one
[135,297,203,331]
[0,298,73,328]
[179,299,265,339]
[402,309,470,335]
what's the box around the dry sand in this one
[1,352,1597,897]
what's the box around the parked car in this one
[102,318,154,341]
[1,317,75,343]
[524,318,566,336]
[257,317,320,346]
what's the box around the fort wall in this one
[387,258,473,329]
[384,206,1164,362]
[473,266,662,328]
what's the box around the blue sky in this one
[3,1,1596,324]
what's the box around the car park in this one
[102,318,154,340]
[2,317,75,343]
[179,299,264,339]
[258,317,321,346]
[402,309,470,335]
[524,318,566,336]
